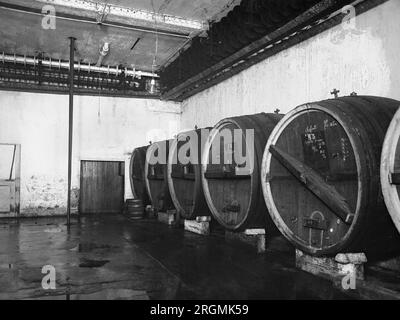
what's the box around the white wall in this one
[0,91,181,216]
[181,0,400,128]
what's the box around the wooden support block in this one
[184,220,210,235]
[225,229,266,254]
[176,212,184,226]
[158,211,175,226]
[335,253,367,265]
[195,216,211,222]
[167,209,183,226]
[145,206,157,219]
[296,249,365,281]
[243,228,265,236]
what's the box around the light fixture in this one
[149,78,156,94]
[96,42,110,67]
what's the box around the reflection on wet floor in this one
[0,214,351,300]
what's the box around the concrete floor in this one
[0,214,351,300]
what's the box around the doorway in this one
[0,144,21,217]
[80,160,125,214]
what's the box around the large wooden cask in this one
[145,140,174,212]
[261,96,400,257]
[167,128,212,220]
[381,107,400,234]
[129,146,150,206]
[201,113,283,231]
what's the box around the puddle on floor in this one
[79,258,110,268]
[70,242,117,253]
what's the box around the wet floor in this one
[0,214,351,300]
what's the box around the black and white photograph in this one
[0,0,400,308]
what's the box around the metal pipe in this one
[67,37,75,227]
[0,52,158,78]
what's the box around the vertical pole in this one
[67,37,76,227]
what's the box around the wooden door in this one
[80,161,124,214]
[0,144,20,217]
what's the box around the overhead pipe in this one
[0,52,159,78]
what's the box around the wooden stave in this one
[381,106,400,235]
[129,146,150,205]
[262,96,400,257]
[201,113,283,231]
[145,140,174,212]
[167,128,212,220]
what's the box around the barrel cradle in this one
[129,146,150,206]
[201,113,283,231]
[261,96,400,257]
[167,128,212,220]
[145,140,174,212]
[381,106,400,234]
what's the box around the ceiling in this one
[95,0,235,21]
[0,0,237,72]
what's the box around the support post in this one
[67,37,76,227]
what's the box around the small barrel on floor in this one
[261,96,400,258]
[201,112,284,231]
[126,198,144,219]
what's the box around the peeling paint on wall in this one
[20,175,70,216]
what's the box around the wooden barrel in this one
[381,106,400,234]
[167,128,212,220]
[129,146,150,206]
[145,140,174,212]
[201,113,283,231]
[261,96,400,257]
[126,198,144,219]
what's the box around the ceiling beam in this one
[35,0,207,32]
[0,1,191,39]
